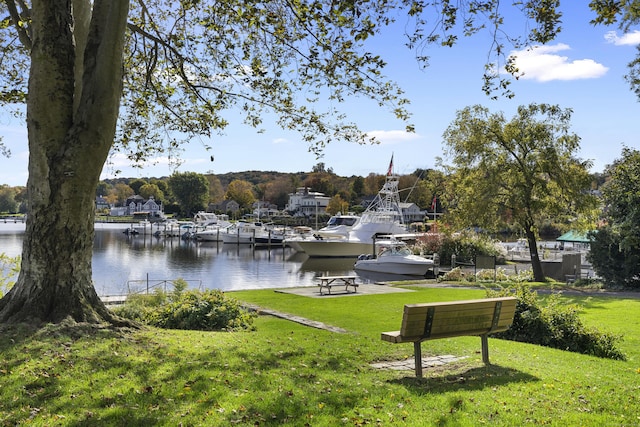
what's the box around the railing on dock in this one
[126,275,203,295]
[101,276,203,305]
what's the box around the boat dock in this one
[100,295,128,305]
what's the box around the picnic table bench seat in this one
[381,297,517,377]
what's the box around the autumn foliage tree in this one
[327,194,349,215]
[225,180,256,211]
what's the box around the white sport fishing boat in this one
[354,239,434,276]
[286,213,360,252]
[295,158,412,257]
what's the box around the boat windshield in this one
[396,246,413,256]
[327,216,358,227]
[378,244,412,256]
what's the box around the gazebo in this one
[556,230,592,251]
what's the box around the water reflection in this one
[1,222,407,295]
[298,255,357,274]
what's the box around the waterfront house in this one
[109,195,164,219]
[210,199,240,216]
[286,187,330,217]
[95,196,110,212]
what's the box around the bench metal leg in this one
[414,341,423,378]
[481,334,489,365]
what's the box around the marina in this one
[0,222,395,297]
[1,219,592,298]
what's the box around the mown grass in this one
[1,285,639,426]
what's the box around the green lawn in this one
[1,285,639,426]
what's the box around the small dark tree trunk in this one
[525,228,545,282]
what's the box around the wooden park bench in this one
[381,297,517,377]
[317,275,359,295]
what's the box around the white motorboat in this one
[193,211,230,227]
[134,219,152,233]
[124,219,151,235]
[294,164,414,257]
[354,239,434,276]
[192,212,232,242]
[314,213,360,238]
[152,219,195,238]
[286,213,360,252]
[221,221,286,246]
[194,226,227,242]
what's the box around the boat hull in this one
[221,233,256,244]
[295,240,376,257]
[221,232,285,246]
[195,229,224,242]
[286,240,304,252]
[354,259,431,276]
[253,236,285,247]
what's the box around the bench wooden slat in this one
[402,299,516,315]
[402,314,515,333]
[402,307,508,329]
[383,326,509,343]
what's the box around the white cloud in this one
[508,44,608,82]
[104,152,167,168]
[185,157,208,166]
[604,30,640,46]
[104,152,132,168]
[364,129,421,145]
[272,138,288,144]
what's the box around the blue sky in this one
[1,3,640,186]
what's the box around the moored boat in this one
[221,221,286,246]
[152,219,195,238]
[295,159,417,257]
[192,211,231,242]
[354,239,434,276]
[194,226,227,242]
[286,213,360,252]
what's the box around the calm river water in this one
[0,222,395,296]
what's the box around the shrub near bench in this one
[381,297,517,377]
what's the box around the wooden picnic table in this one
[317,275,359,295]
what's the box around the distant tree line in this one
[0,163,611,221]
[88,163,450,218]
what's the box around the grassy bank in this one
[1,285,639,426]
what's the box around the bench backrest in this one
[396,297,517,342]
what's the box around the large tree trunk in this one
[0,0,130,325]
